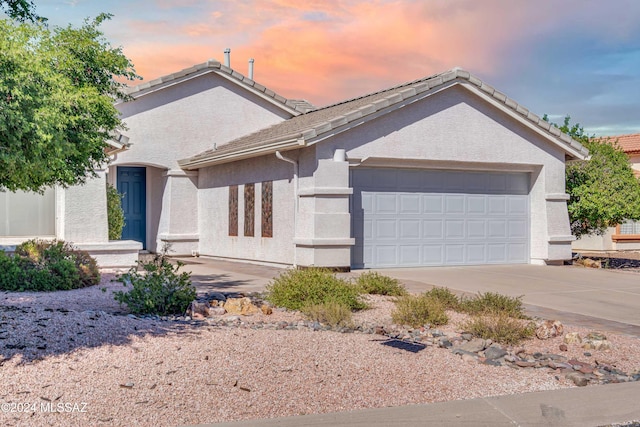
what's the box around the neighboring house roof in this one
[119,60,316,116]
[609,133,640,155]
[179,68,589,170]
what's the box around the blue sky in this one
[11,0,640,135]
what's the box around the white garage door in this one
[351,169,530,268]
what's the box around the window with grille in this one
[619,220,640,235]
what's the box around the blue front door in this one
[117,167,146,248]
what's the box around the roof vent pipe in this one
[224,48,231,67]
[248,58,254,80]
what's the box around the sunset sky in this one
[19,0,640,135]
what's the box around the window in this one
[228,185,238,236]
[619,220,640,235]
[0,189,56,237]
[244,183,255,237]
[261,181,273,238]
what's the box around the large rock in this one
[536,320,563,340]
[563,332,582,345]
[454,338,487,353]
[224,297,260,316]
[188,301,210,318]
[484,345,507,361]
[566,372,589,387]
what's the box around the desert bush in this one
[106,183,125,240]
[391,293,448,327]
[356,271,407,296]
[113,251,196,316]
[459,292,526,318]
[423,286,460,310]
[0,239,99,292]
[461,313,535,345]
[265,268,366,311]
[301,300,353,327]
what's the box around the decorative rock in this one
[566,372,588,387]
[461,353,477,363]
[454,338,487,353]
[224,298,260,316]
[260,304,273,315]
[559,344,568,352]
[582,340,612,351]
[535,320,564,339]
[461,333,473,341]
[564,332,582,345]
[514,360,537,368]
[209,300,219,307]
[484,345,507,361]
[208,307,226,316]
[188,301,210,318]
[586,331,607,341]
[581,258,601,269]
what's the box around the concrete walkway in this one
[200,381,640,427]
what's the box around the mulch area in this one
[573,252,640,272]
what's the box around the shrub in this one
[461,313,535,345]
[423,286,460,310]
[301,300,353,327]
[0,239,100,292]
[106,183,125,240]
[356,271,407,296]
[265,268,366,311]
[459,292,527,318]
[113,252,196,316]
[391,293,448,327]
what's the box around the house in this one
[0,59,588,269]
[572,133,640,252]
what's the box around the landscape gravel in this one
[1,276,639,427]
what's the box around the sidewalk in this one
[198,381,640,427]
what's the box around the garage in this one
[351,168,530,268]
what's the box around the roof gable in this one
[120,60,316,116]
[179,68,589,169]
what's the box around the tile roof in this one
[179,67,589,169]
[608,133,640,154]
[122,60,316,115]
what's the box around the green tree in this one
[547,115,640,238]
[1,0,41,22]
[0,14,139,192]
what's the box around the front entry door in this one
[117,167,146,248]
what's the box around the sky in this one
[13,0,640,135]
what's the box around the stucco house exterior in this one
[572,133,640,253]
[1,60,588,269]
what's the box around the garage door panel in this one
[467,220,486,239]
[400,194,421,213]
[445,195,465,214]
[352,169,529,268]
[399,219,421,239]
[467,196,486,214]
[423,245,444,264]
[423,195,443,214]
[423,220,443,239]
[445,245,465,264]
[467,244,486,263]
[400,245,421,264]
[375,219,396,239]
[376,194,397,213]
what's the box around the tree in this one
[547,115,640,238]
[0,0,41,22]
[0,13,139,192]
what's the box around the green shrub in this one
[113,253,196,316]
[356,271,407,296]
[265,268,366,311]
[301,300,353,327]
[459,292,527,318]
[106,183,125,240]
[0,239,100,292]
[423,286,460,310]
[461,313,535,345]
[391,293,448,327]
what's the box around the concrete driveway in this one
[370,264,640,334]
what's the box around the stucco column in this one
[295,151,354,269]
[156,169,199,255]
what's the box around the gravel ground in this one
[1,276,640,427]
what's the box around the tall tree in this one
[547,115,640,238]
[0,14,139,192]
[0,0,41,22]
